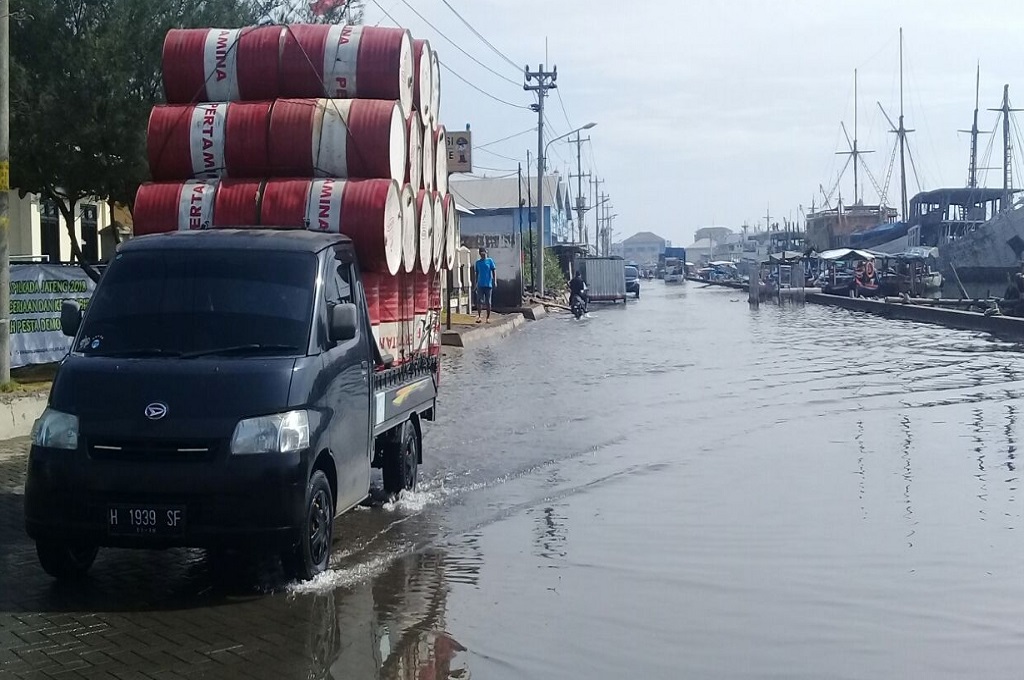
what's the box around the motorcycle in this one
[570,294,587,319]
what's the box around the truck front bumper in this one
[24,445,308,551]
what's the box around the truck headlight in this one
[31,408,79,450]
[231,410,309,455]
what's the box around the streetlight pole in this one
[539,121,596,285]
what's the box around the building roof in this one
[449,175,565,212]
[911,187,1010,205]
[623,231,665,244]
[687,238,714,250]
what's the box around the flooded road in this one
[5,282,1024,678]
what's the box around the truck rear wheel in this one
[382,421,419,498]
[36,541,98,580]
[283,470,334,581]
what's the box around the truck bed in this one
[372,355,439,436]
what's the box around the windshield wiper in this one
[180,344,300,359]
[90,348,182,358]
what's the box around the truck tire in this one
[283,470,334,581]
[36,541,98,580]
[382,420,419,498]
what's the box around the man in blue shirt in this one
[474,247,496,323]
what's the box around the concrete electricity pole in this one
[569,132,590,243]
[0,0,11,384]
[591,176,604,254]
[524,64,556,296]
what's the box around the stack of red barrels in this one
[134,24,461,367]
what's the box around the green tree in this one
[522,229,567,296]
[10,0,284,264]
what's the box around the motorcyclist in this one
[569,271,588,310]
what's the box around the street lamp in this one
[535,122,597,296]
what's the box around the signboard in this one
[446,129,472,174]
[10,264,95,368]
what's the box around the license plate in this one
[107,505,185,536]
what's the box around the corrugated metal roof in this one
[449,175,565,212]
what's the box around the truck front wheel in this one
[283,470,334,581]
[36,541,98,580]
[382,421,419,498]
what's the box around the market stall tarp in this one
[10,264,95,368]
[819,248,879,262]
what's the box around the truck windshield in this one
[77,249,317,357]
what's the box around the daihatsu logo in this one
[145,403,168,420]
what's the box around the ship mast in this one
[837,70,874,205]
[960,63,983,189]
[898,28,908,222]
[988,85,1021,211]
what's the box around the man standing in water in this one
[475,248,496,324]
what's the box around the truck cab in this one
[24,229,437,581]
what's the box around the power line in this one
[367,0,528,111]
[440,61,530,110]
[395,0,520,87]
[555,88,573,130]
[476,146,522,162]
[477,126,536,148]
[438,0,521,72]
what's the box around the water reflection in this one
[900,413,916,547]
[312,550,470,680]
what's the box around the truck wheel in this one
[382,421,419,498]
[283,471,334,581]
[36,541,98,579]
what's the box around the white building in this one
[7,193,128,263]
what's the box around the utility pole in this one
[591,176,604,253]
[0,0,11,384]
[525,150,534,290]
[989,84,1021,211]
[569,132,590,244]
[524,64,557,296]
[517,162,524,298]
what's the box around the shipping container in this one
[577,256,627,303]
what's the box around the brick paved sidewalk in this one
[0,436,458,679]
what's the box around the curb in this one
[441,313,527,348]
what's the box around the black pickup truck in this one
[24,229,438,581]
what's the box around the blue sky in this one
[364,0,1024,246]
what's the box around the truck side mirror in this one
[329,303,358,343]
[60,301,82,338]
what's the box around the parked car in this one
[624,265,641,298]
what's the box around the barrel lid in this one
[400,184,417,273]
[397,30,414,118]
[429,51,441,129]
[406,115,423,191]
[421,123,436,191]
[414,40,433,126]
[431,191,444,270]
[445,197,457,270]
[434,127,448,196]
[389,101,408,185]
[373,179,400,276]
[417,189,432,274]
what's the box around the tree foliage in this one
[11,0,364,263]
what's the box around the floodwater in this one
[6,282,1024,678]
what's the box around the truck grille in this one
[88,438,219,462]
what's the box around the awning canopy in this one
[819,248,879,262]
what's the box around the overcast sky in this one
[364,0,1024,247]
